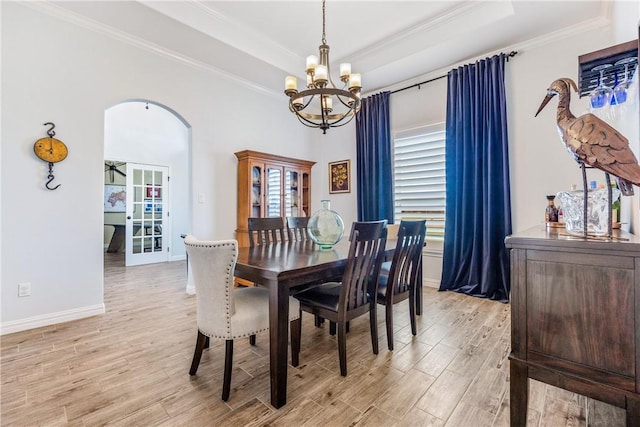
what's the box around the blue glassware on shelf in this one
[612,57,637,106]
[610,72,619,105]
[589,64,613,109]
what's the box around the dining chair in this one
[247,217,286,248]
[286,216,310,241]
[375,220,426,351]
[286,215,327,327]
[184,236,301,401]
[293,220,388,376]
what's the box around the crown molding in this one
[21,2,281,99]
[378,14,611,97]
[141,0,300,73]
[344,1,512,65]
[511,14,611,53]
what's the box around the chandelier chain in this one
[321,0,327,45]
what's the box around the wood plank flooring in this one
[1,254,626,426]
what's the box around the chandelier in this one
[284,0,362,134]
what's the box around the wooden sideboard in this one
[506,226,640,427]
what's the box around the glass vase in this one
[308,200,345,250]
[556,188,620,236]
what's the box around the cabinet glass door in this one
[265,166,282,217]
[251,165,262,218]
[285,170,300,217]
[302,172,310,216]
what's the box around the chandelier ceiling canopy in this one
[284,0,362,134]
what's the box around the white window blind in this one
[393,124,446,241]
[266,168,281,217]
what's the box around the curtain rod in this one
[390,50,519,94]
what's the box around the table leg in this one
[269,279,289,408]
[627,394,640,427]
[107,225,125,253]
[416,257,423,315]
[510,358,528,427]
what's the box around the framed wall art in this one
[104,185,126,212]
[329,159,350,194]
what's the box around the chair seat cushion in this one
[201,287,300,340]
[295,282,371,312]
[295,282,342,311]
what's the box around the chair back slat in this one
[248,217,286,248]
[339,221,387,313]
[388,220,426,298]
[286,216,310,242]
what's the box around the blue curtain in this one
[355,91,394,222]
[439,54,512,302]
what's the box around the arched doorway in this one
[103,100,191,265]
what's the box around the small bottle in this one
[611,181,620,224]
[545,195,558,223]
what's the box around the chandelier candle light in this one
[284,0,362,134]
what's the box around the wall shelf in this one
[578,39,638,98]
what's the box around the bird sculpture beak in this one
[535,93,554,117]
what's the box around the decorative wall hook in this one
[33,122,68,190]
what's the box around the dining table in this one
[234,237,402,408]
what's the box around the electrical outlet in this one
[18,282,31,297]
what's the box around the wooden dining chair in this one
[184,236,301,401]
[286,216,310,241]
[247,217,286,248]
[374,220,426,351]
[293,220,388,376]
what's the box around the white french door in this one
[125,163,169,266]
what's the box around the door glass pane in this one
[133,203,142,220]
[133,169,142,183]
[154,171,162,186]
[132,221,143,254]
[144,170,152,185]
[266,167,281,217]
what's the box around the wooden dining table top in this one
[234,238,397,288]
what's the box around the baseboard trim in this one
[424,279,440,289]
[1,304,106,335]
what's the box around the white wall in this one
[309,123,358,226]
[0,2,310,333]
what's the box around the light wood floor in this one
[1,254,626,426]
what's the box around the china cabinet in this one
[235,150,315,247]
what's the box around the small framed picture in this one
[329,160,350,194]
[146,186,161,198]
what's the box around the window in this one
[393,123,446,241]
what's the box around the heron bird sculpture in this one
[534,77,640,237]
